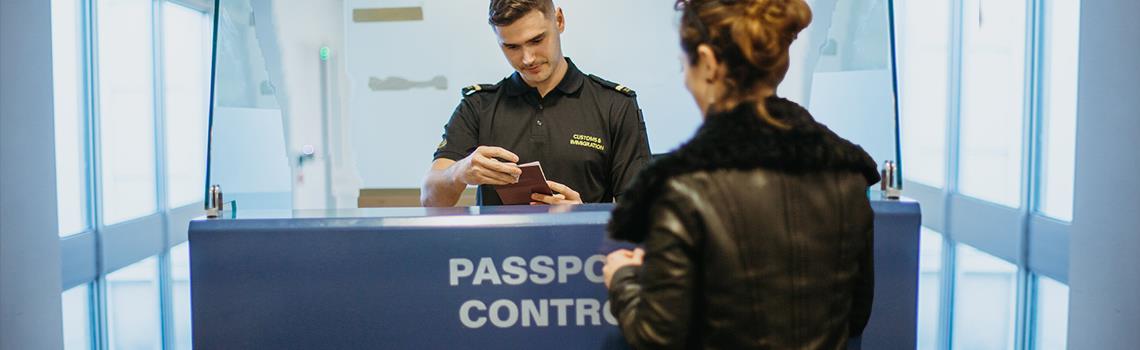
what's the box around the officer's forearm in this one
[421,166,466,207]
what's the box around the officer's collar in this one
[505,57,585,97]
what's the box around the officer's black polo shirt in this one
[434,58,651,205]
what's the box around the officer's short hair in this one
[488,0,555,26]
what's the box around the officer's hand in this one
[453,146,523,186]
[530,180,583,205]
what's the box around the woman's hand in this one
[603,248,645,288]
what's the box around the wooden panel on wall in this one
[358,188,476,207]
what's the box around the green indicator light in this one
[319,46,330,61]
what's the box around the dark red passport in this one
[494,161,554,205]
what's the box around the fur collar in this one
[608,97,881,243]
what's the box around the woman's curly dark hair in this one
[676,0,812,127]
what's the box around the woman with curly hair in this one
[603,0,881,348]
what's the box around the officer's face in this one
[494,9,566,87]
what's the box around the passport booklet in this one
[494,161,554,205]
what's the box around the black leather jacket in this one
[607,98,880,349]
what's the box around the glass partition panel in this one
[206,0,901,210]
[206,0,291,210]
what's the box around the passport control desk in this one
[189,201,921,349]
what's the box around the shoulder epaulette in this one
[588,74,636,97]
[462,83,499,97]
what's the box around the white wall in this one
[261,0,361,209]
[1067,0,1140,347]
[1,0,65,348]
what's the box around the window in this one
[898,0,1076,349]
[163,2,211,207]
[171,242,193,350]
[106,257,162,350]
[917,228,945,350]
[1033,276,1069,350]
[61,284,92,350]
[1038,0,1081,221]
[957,0,1029,208]
[897,0,952,188]
[952,244,1018,350]
[96,0,158,224]
[52,0,89,236]
[56,1,215,349]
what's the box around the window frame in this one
[57,1,213,349]
[896,0,1073,349]
[52,0,96,238]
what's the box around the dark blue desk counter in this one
[189,201,920,349]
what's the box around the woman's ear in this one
[696,44,720,82]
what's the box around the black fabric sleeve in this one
[609,98,652,200]
[607,187,699,349]
[433,99,480,161]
